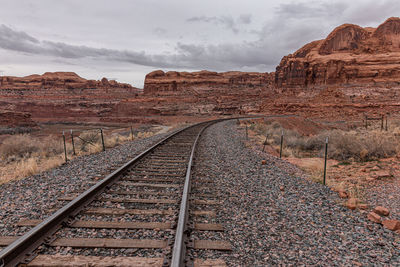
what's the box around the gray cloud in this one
[276,1,347,19]
[239,14,252,24]
[0,24,173,67]
[153,27,167,36]
[186,14,252,34]
[0,24,275,71]
[0,0,400,87]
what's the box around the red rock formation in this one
[137,70,274,116]
[275,17,400,88]
[0,72,134,90]
[144,70,274,94]
[0,72,140,124]
[0,111,36,127]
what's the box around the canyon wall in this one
[275,17,400,88]
[130,70,275,116]
[144,70,273,94]
[0,72,140,124]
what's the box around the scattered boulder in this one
[261,160,266,165]
[367,212,382,224]
[373,206,390,216]
[346,198,358,210]
[382,220,400,231]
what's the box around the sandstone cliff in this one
[0,72,140,124]
[0,72,134,90]
[144,70,274,94]
[275,17,400,88]
[136,70,275,116]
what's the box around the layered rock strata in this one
[275,17,400,88]
[0,72,140,123]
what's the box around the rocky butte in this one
[3,18,400,125]
[275,17,400,88]
[144,70,273,94]
[262,17,400,119]
[115,70,275,116]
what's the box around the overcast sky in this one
[0,0,398,87]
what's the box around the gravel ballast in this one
[0,130,175,237]
[1,119,399,265]
[189,120,399,265]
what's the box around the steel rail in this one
[0,116,259,267]
[170,120,220,267]
[0,121,210,267]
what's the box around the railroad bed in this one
[0,120,231,267]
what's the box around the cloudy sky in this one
[0,0,398,87]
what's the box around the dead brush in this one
[0,134,40,162]
[76,130,101,152]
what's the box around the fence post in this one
[365,115,368,130]
[381,115,384,131]
[62,131,68,163]
[323,137,329,185]
[279,130,284,158]
[245,124,248,140]
[70,130,76,156]
[262,136,268,152]
[100,128,105,151]
[130,126,134,141]
[386,115,388,131]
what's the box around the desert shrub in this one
[254,123,268,135]
[251,120,399,162]
[37,135,63,157]
[315,129,398,161]
[0,134,62,161]
[283,130,304,149]
[0,134,40,160]
[76,131,101,152]
[0,127,33,135]
[271,121,281,129]
[303,134,326,151]
[327,130,363,161]
[105,133,131,148]
[362,131,397,159]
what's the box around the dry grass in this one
[248,120,399,162]
[246,119,399,201]
[0,128,157,184]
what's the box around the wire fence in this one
[61,126,137,162]
[240,115,394,186]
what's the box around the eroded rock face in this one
[275,17,400,88]
[137,70,275,116]
[144,70,274,94]
[0,72,140,124]
[0,72,134,90]
[0,111,36,127]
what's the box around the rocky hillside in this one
[131,70,275,116]
[0,72,140,124]
[144,70,273,94]
[275,17,400,88]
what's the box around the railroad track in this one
[0,120,232,267]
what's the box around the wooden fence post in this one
[62,131,68,163]
[70,130,76,156]
[323,137,329,185]
[279,130,284,158]
[100,128,105,151]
